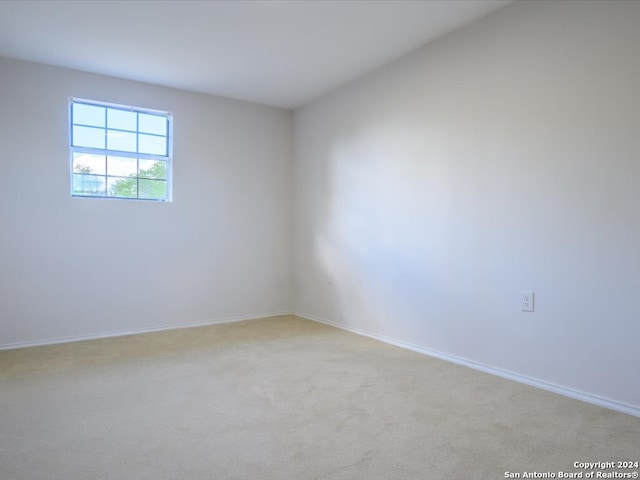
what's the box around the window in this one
[69,98,172,201]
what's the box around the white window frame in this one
[69,98,173,201]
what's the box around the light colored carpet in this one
[1,315,638,480]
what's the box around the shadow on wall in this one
[312,118,506,349]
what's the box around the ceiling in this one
[0,0,513,109]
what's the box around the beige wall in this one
[293,0,640,412]
[0,58,293,346]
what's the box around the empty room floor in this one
[1,315,638,479]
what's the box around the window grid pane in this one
[139,179,167,199]
[107,176,138,198]
[139,113,167,135]
[73,153,106,175]
[139,160,167,179]
[106,130,137,153]
[73,125,106,149]
[73,174,107,196]
[107,109,137,131]
[73,103,105,128]
[70,99,171,201]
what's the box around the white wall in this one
[0,57,292,347]
[293,0,640,411]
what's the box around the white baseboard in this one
[0,310,293,351]
[294,311,640,418]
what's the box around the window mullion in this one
[71,146,166,162]
[136,113,140,199]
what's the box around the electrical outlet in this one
[521,291,534,312]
